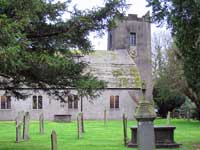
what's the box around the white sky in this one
[60,0,168,50]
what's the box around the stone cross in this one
[16,116,22,143]
[166,111,171,125]
[51,130,57,150]
[23,112,30,141]
[122,113,128,146]
[39,113,44,134]
[104,109,107,126]
[77,113,82,139]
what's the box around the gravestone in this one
[77,113,82,139]
[166,111,171,125]
[104,109,107,126]
[39,113,44,134]
[134,85,157,150]
[123,113,128,146]
[16,115,22,143]
[187,110,190,121]
[51,130,57,150]
[23,112,30,141]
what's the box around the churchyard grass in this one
[0,119,199,150]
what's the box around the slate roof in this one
[82,50,142,88]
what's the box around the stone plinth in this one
[128,126,181,148]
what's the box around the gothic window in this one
[0,96,11,109]
[129,32,136,46]
[110,95,119,109]
[68,95,79,109]
[32,95,43,109]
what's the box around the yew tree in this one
[0,0,128,99]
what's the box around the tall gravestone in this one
[166,111,171,125]
[23,112,30,141]
[123,113,128,146]
[134,85,157,150]
[16,115,22,143]
[39,113,44,134]
[51,130,57,150]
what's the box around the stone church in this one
[0,13,152,120]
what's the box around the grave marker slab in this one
[16,115,22,143]
[51,130,57,150]
[39,113,44,134]
[23,112,30,141]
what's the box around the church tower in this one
[107,12,152,100]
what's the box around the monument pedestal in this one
[128,126,181,148]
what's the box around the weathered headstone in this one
[104,109,107,126]
[77,113,82,139]
[123,113,128,146]
[134,85,157,150]
[39,113,44,134]
[23,112,30,141]
[166,111,171,125]
[15,115,22,143]
[51,130,57,150]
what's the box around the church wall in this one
[0,89,139,120]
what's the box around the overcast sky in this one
[60,0,168,50]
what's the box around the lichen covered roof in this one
[82,50,142,88]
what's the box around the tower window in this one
[109,31,112,49]
[129,32,136,46]
[110,95,119,109]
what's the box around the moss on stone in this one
[130,67,142,88]
[119,77,129,87]
[112,69,123,77]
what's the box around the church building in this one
[0,12,152,120]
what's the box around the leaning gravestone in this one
[51,130,57,150]
[166,111,171,125]
[123,113,128,146]
[39,113,44,134]
[23,112,30,141]
[77,113,82,139]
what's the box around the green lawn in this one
[0,119,199,150]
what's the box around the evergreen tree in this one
[147,0,200,119]
[0,0,128,99]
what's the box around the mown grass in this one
[0,119,199,150]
